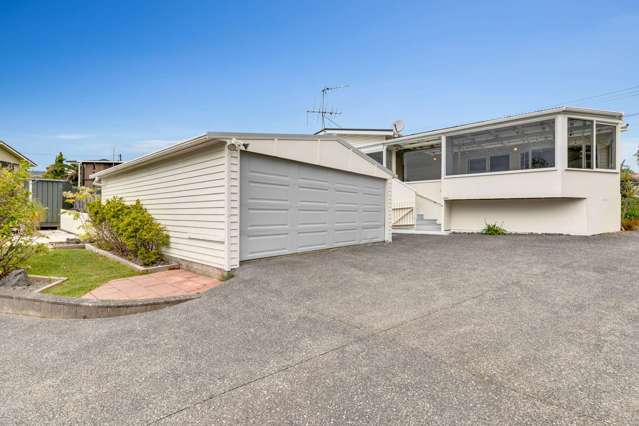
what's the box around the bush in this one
[622,198,639,220]
[481,222,507,235]
[0,163,46,279]
[86,197,169,266]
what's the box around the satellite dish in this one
[392,120,405,136]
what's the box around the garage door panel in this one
[241,152,386,261]
[296,229,330,250]
[245,208,289,227]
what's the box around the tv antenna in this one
[307,85,348,129]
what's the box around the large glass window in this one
[567,118,593,169]
[446,119,555,176]
[366,151,383,165]
[397,145,441,181]
[596,123,616,169]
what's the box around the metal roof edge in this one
[92,133,216,179]
[0,141,37,166]
[93,131,394,180]
[386,106,624,145]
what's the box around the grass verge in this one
[24,249,139,297]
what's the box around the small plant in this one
[86,197,169,266]
[220,271,234,281]
[481,222,507,235]
[0,162,46,279]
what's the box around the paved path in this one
[83,270,222,300]
[2,232,639,424]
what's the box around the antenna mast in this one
[307,85,348,129]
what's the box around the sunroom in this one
[383,107,624,236]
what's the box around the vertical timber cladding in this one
[240,152,386,260]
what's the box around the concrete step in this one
[415,225,442,231]
[416,220,439,227]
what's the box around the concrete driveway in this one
[2,233,639,424]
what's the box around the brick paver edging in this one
[0,290,198,319]
[85,244,180,274]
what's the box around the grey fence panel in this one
[30,179,72,228]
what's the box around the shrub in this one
[481,222,507,235]
[0,163,46,279]
[86,197,169,266]
[623,198,639,220]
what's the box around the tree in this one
[42,152,76,184]
[0,162,45,279]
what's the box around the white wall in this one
[406,181,443,221]
[562,170,621,234]
[325,134,389,147]
[447,198,589,235]
[236,136,390,180]
[101,143,231,271]
[60,210,89,235]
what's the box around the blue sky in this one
[1,0,638,169]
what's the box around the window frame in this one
[399,145,442,183]
[565,116,619,173]
[444,116,558,178]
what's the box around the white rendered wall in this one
[447,198,589,235]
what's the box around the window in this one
[596,123,616,170]
[567,118,593,169]
[446,119,555,176]
[366,151,383,165]
[0,161,17,170]
[490,154,510,172]
[531,148,554,168]
[468,158,487,173]
[385,147,392,169]
[397,146,441,181]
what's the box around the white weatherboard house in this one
[348,107,625,236]
[92,106,625,275]
[93,133,393,275]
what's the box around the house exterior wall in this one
[236,136,390,180]
[562,170,621,234]
[406,181,443,222]
[333,134,390,147]
[101,143,231,273]
[383,110,622,235]
[447,198,589,235]
[0,146,21,167]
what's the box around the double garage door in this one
[240,152,386,260]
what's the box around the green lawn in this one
[24,249,139,297]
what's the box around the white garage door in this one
[240,152,386,260]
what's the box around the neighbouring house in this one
[0,140,36,169]
[92,133,393,275]
[74,159,123,188]
[348,107,624,236]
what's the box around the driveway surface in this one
[2,233,639,424]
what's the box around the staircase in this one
[415,214,442,232]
